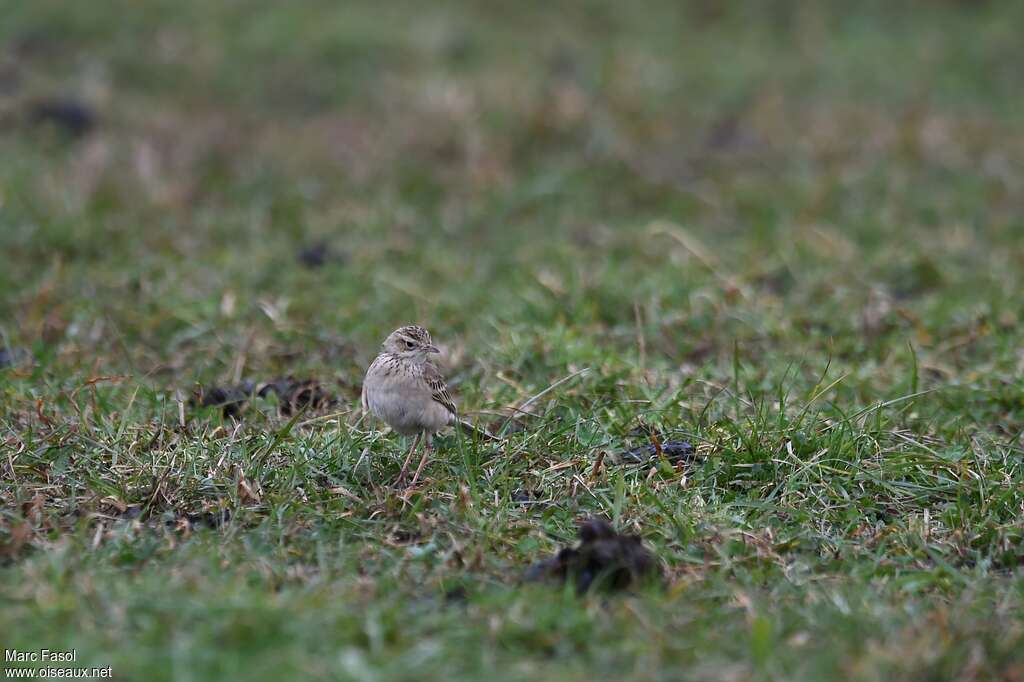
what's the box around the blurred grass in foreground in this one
[2,2,1024,680]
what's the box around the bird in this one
[361,325,497,487]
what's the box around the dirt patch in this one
[191,381,256,418]
[259,377,335,416]
[190,377,335,418]
[614,439,696,466]
[0,347,30,369]
[297,241,345,269]
[29,98,95,137]
[525,517,660,593]
[511,489,547,506]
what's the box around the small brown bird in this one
[361,325,495,487]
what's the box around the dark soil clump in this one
[525,517,660,593]
[191,377,334,418]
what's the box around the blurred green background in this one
[2,2,1024,680]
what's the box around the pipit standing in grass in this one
[361,325,496,487]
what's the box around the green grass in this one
[3,1,1024,680]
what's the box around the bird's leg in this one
[396,433,421,487]
[409,433,433,488]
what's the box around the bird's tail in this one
[453,418,504,442]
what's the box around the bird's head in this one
[382,325,440,361]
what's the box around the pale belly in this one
[365,375,449,436]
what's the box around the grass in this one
[2,1,1024,679]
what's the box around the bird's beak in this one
[426,344,440,354]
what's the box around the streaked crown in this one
[382,325,439,357]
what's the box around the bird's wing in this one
[422,363,457,419]
[361,356,377,414]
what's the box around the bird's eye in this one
[405,340,415,348]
